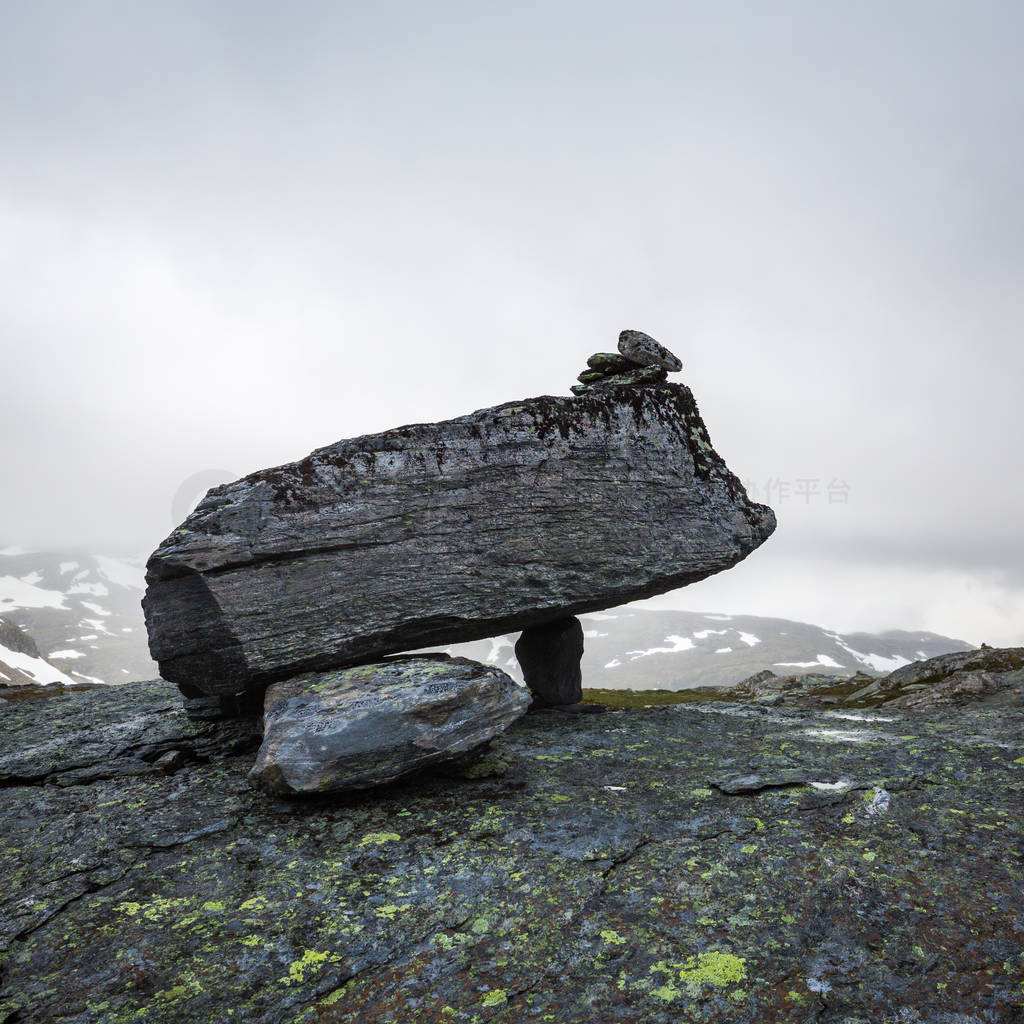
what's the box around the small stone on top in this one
[617,329,682,372]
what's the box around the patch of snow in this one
[714,647,733,654]
[0,575,69,610]
[59,561,79,574]
[49,649,85,659]
[809,780,852,792]
[738,632,761,647]
[603,786,626,793]
[80,620,112,635]
[121,627,134,633]
[79,634,99,641]
[0,545,34,556]
[703,614,733,621]
[604,658,622,669]
[582,630,608,638]
[19,571,44,585]
[915,650,927,660]
[0,642,80,686]
[775,654,844,669]
[582,612,618,621]
[851,650,912,673]
[95,556,146,590]
[69,581,110,597]
[692,629,729,640]
[71,671,107,684]
[627,635,696,659]
[0,671,8,681]
[122,669,131,674]
[80,602,112,617]
[830,635,912,674]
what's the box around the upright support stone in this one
[515,617,585,707]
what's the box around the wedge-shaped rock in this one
[144,383,776,696]
[248,656,529,795]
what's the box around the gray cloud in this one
[2,1,1021,644]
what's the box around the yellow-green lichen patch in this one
[357,831,401,847]
[285,949,338,985]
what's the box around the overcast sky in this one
[2,1,1022,645]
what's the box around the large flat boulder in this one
[143,383,775,696]
[248,655,529,796]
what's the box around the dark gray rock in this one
[587,352,642,374]
[143,384,775,698]
[618,328,683,371]
[3,680,1024,1022]
[0,617,41,659]
[515,617,584,707]
[570,364,668,395]
[248,655,529,796]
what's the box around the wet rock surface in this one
[143,384,775,698]
[249,656,529,796]
[515,616,585,707]
[3,680,1023,1023]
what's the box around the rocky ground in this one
[3,669,1024,1023]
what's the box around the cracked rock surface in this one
[2,681,1023,1022]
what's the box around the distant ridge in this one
[435,609,974,690]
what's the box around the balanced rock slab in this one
[143,383,776,697]
[248,655,529,795]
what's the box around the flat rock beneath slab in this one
[248,656,530,796]
[2,681,1022,1022]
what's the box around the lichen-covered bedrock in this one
[2,681,1023,1022]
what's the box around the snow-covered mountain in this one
[0,615,84,688]
[435,609,975,690]
[0,546,974,690]
[0,545,156,684]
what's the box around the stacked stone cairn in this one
[571,328,683,395]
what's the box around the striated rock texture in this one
[3,679,1024,1022]
[515,617,585,707]
[143,384,776,697]
[249,656,529,796]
